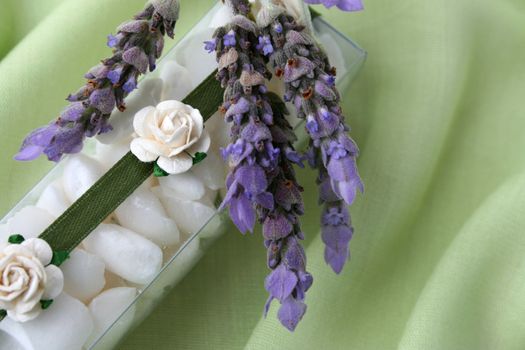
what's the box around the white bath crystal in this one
[115,186,180,246]
[83,224,163,285]
[36,180,70,218]
[94,138,132,171]
[202,188,219,205]
[97,78,163,145]
[61,249,106,303]
[160,60,194,101]
[3,206,56,240]
[0,331,25,350]
[191,151,226,191]
[88,287,137,346]
[198,190,216,208]
[174,27,216,86]
[0,293,93,350]
[62,154,104,203]
[208,3,234,29]
[158,172,206,201]
[152,187,216,234]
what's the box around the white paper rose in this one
[130,100,211,174]
[0,238,64,322]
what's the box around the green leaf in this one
[153,162,169,177]
[40,299,54,310]
[192,152,208,165]
[0,309,6,321]
[50,250,70,266]
[8,234,25,244]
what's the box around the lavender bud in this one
[261,9,363,275]
[216,1,311,331]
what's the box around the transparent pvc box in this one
[0,4,365,350]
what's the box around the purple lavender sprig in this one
[258,6,363,273]
[15,0,179,162]
[214,1,312,331]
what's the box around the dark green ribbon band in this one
[39,70,223,256]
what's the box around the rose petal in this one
[7,302,41,322]
[130,139,162,162]
[155,100,186,113]
[21,238,53,266]
[166,137,197,157]
[189,107,204,138]
[133,106,156,138]
[42,265,64,300]
[186,130,211,156]
[157,153,193,175]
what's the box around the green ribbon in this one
[39,71,224,258]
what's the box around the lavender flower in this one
[214,0,311,331]
[223,30,237,47]
[257,35,274,56]
[15,0,180,162]
[203,39,217,53]
[106,34,120,48]
[304,0,364,11]
[258,5,363,273]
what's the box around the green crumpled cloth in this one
[1,0,525,349]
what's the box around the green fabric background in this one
[1,0,525,349]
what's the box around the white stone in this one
[97,78,163,144]
[88,287,137,346]
[191,151,226,191]
[160,61,194,101]
[202,188,219,206]
[61,249,106,303]
[83,224,163,285]
[199,190,216,208]
[174,27,216,86]
[0,330,25,350]
[94,138,132,171]
[36,180,70,218]
[158,172,206,201]
[4,206,56,240]
[208,4,234,29]
[115,186,180,246]
[152,187,216,234]
[62,154,105,203]
[0,293,93,350]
